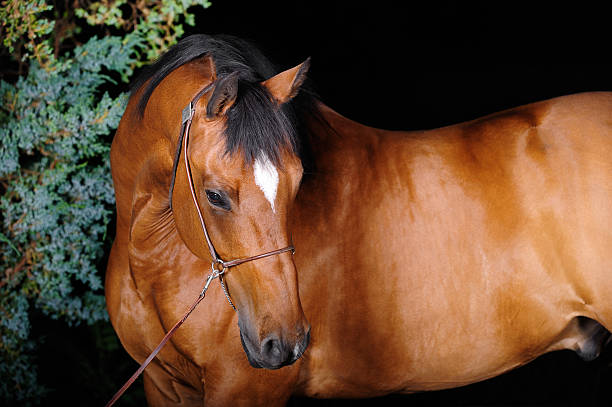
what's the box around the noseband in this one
[169,80,295,310]
[106,80,295,407]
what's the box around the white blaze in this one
[253,155,279,212]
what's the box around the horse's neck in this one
[306,103,407,176]
[112,62,215,231]
[310,103,385,151]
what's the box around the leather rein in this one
[106,81,295,406]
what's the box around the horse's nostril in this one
[260,335,291,367]
[262,336,282,358]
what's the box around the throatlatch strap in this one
[168,118,188,209]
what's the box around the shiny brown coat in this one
[106,53,612,405]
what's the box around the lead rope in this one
[105,270,220,407]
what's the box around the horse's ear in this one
[261,57,310,104]
[206,71,239,119]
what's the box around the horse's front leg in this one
[141,362,204,407]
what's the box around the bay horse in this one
[106,33,612,406]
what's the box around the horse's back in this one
[293,92,612,397]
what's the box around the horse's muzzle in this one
[239,327,310,369]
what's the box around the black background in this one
[189,0,612,131]
[38,1,612,406]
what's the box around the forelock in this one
[224,80,297,166]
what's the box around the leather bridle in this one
[171,82,295,308]
[106,79,295,406]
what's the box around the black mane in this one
[131,34,318,166]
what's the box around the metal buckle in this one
[200,261,227,297]
[210,260,227,276]
[181,102,194,124]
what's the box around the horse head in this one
[166,54,311,369]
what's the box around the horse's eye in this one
[205,190,230,210]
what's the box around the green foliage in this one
[0,0,54,65]
[76,0,211,64]
[0,34,133,406]
[0,0,210,404]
